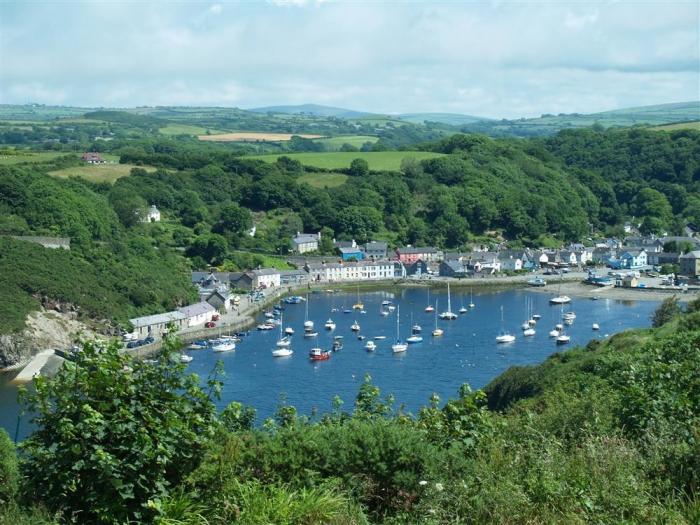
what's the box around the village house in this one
[498,250,527,271]
[237,268,281,290]
[680,251,700,278]
[618,249,648,269]
[305,260,401,282]
[624,236,663,253]
[338,246,364,261]
[205,289,233,312]
[82,152,105,164]
[395,246,441,264]
[290,232,321,253]
[405,259,429,276]
[177,302,216,328]
[463,252,501,274]
[439,260,468,277]
[647,252,680,267]
[558,250,579,266]
[364,241,388,259]
[141,204,161,223]
[279,269,310,285]
[129,311,187,339]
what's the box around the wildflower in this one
[419,480,428,486]
[435,483,444,492]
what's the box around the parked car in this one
[205,321,216,328]
[211,314,220,321]
[126,340,141,349]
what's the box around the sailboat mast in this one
[396,305,400,340]
[447,283,451,312]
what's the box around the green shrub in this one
[19,336,221,524]
[0,429,18,507]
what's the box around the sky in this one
[0,0,698,119]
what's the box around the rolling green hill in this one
[249,150,445,171]
[249,103,371,118]
[399,112,491,125]
[461,101,700,137]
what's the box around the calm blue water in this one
[0,287,658,441]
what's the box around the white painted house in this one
[305,260,400,282]
[129,311,187,338]
[142,205,161,223]
[177,302,216,328]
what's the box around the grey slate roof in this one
[178,302,215,318]
[397,246,438,254]
[130,311,186,328]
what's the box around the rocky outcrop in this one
[0,308,101,370]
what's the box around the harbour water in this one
[0,287,659,440]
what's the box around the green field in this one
[650,120,700,131]
[159,123,226,136]
[250,151,445,171]
[297,172,348,188]
[0,151,77,165]
[48,162,155,183]
[313,135,377,150]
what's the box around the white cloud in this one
[0,1,697,118]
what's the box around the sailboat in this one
[364,340,377,351]
[303,295,314,331]
[392,305,408,353]
[351,320,361,331]
[407,313,423,343]
[352,284,364,310]
[424,288,434,313]
[432,300,443,337]
[549,273,571,304]
[469,288,475,309]
[324,318,336,330]
[411,312,422,333]
[439,282,458,320]
[275,314,292,347]
[212,334,236,352]
[496,306,515,343]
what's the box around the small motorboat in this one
[309,347,331,361]
[264,311,275,319]
[412,324,422,334]
[528,319,537,326]
[555,323,563,331]
[564,318,574,326]
[532,314,541,321]
[556,334,571,344]
[180,354,193,363]
[357,335,365,341]
[188,340,208,350]
[257,323,274,331]
[592,323,600,331]
[332,340,343,351]
[331,307,339,313]
[407,335,423,344]
[424,304,435,313]
[333,335,344,340]
[381,300,392,306]
[303,320,314,330]
[343,309,352,314]
[272,347,293,357]
[523,328,536,337]
[549,329,560,337]
[351,321,361,331]
[284,327,295,335]
[459,306,468,314]
[562,312,576,320]
[432,328,444,337]
[374,335,387,340]
[303,331,318,338]
[496,334,515,343]
[324,319,336,330]
[365,340,377,351]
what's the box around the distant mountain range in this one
[249,103,370,119]
[248,104,492,125]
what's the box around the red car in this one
[211,314,220,321]
[205,321,216,328]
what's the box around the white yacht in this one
[324,318,336,330]
[364,340,377,352]
[392,305,408,353]
[439,282,458,320]
[272,347,293,357]
[496,306,515,343]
